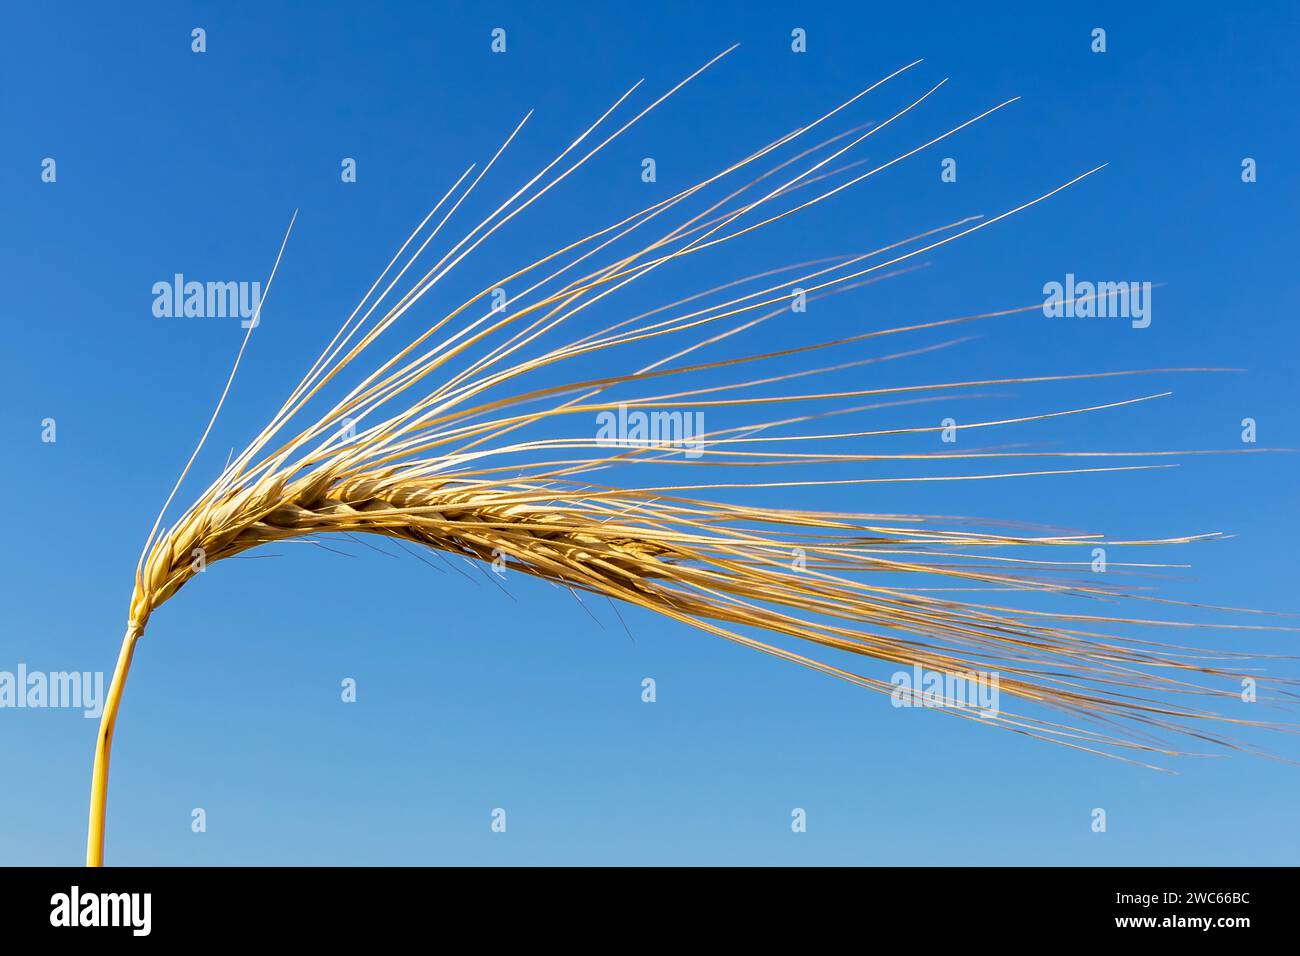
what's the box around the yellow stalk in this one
[86,624,143,867]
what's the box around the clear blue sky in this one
[2,0,1297,865]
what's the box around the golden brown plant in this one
[87,52,1291,865]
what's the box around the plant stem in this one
[86,624,143,867]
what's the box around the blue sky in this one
[2,0,1298,865]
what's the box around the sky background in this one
[2,0,1298,865]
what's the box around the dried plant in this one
[86,52,1291,865]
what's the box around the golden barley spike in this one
[86,52,1291,865]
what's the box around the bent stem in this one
[86,624,143,867]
